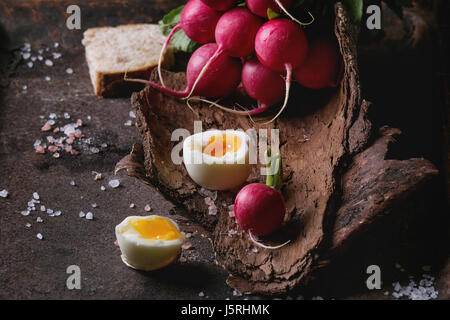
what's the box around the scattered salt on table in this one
[109,179,120,188]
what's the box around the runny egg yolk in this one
[202,134,242,158]
[129,216,182,241]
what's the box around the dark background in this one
[0,0,448,300]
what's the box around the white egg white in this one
[183,130,252,190]
[115,216,185,271]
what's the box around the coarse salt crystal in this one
[232,290,242,297]
[21,210,30,216]
[45,59,53,66]
[124,120,132,127]
[22,85,27,91]
[91,203,97,208]
[100,186,106,191]
[46,209,53,214]
[52,52,62,59]
[45,76,51,81]
[108,179,120,188]
[63,112,70,119]
[31,56,36,62]
[23,52,31,60]
[208,205,217,216]
[25,223,32,228]
[40,205,46,212]
[33,192,40,200]
[54,211,61,216]
[54,42,59,48]
[27,62,33,68]
[66,68,73,74]
[70,180,76,186]
[79,211,85,218]
[38,55,43,61]
[36,233,43,240]
[144,205,152,212]
[130,203,135,208]
[0,189,8,198]
[85,212,94,220]
[129,111,136,118]
[36,217,43,223]
[198,292,205,297]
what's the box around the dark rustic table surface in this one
[0,0,448,300]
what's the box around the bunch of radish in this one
[126,0,341,121]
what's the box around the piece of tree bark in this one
[127,3,440,295]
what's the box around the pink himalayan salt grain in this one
[36,146,45,154]
[48,145,58,153]
[41,123,52,131]
[182,242,193,250]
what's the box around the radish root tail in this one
[261,63,292,125]
[184,48,224,100]
[249,230,291,250]
[187,97,268,119]
[158,24,181,88]
[275,0,315,26]
[124,72,189,98]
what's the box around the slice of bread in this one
[82,24,175,98]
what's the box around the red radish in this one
[127,43,241,98]
[211,58,285,116]
[254,19,308,122]
[186,7,263,98]
[294,38,341,89]
[201,0,236,11]
[157,0,221,87]
[241,58,285,114]
[234,150,290,248]
[178,0,221,44]
[246,0,293,18]
[235,183,285,237]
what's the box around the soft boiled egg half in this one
[183,130,252,190]
[115,215,185,271]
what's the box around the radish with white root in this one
[254,18,308,122]
[234,150,290,249]
[201,0,236,11]
[186,7,263,99]
[204,58,285,116]
[126,43,242,98]
[157,0,222,87]
[294,38,341,89]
